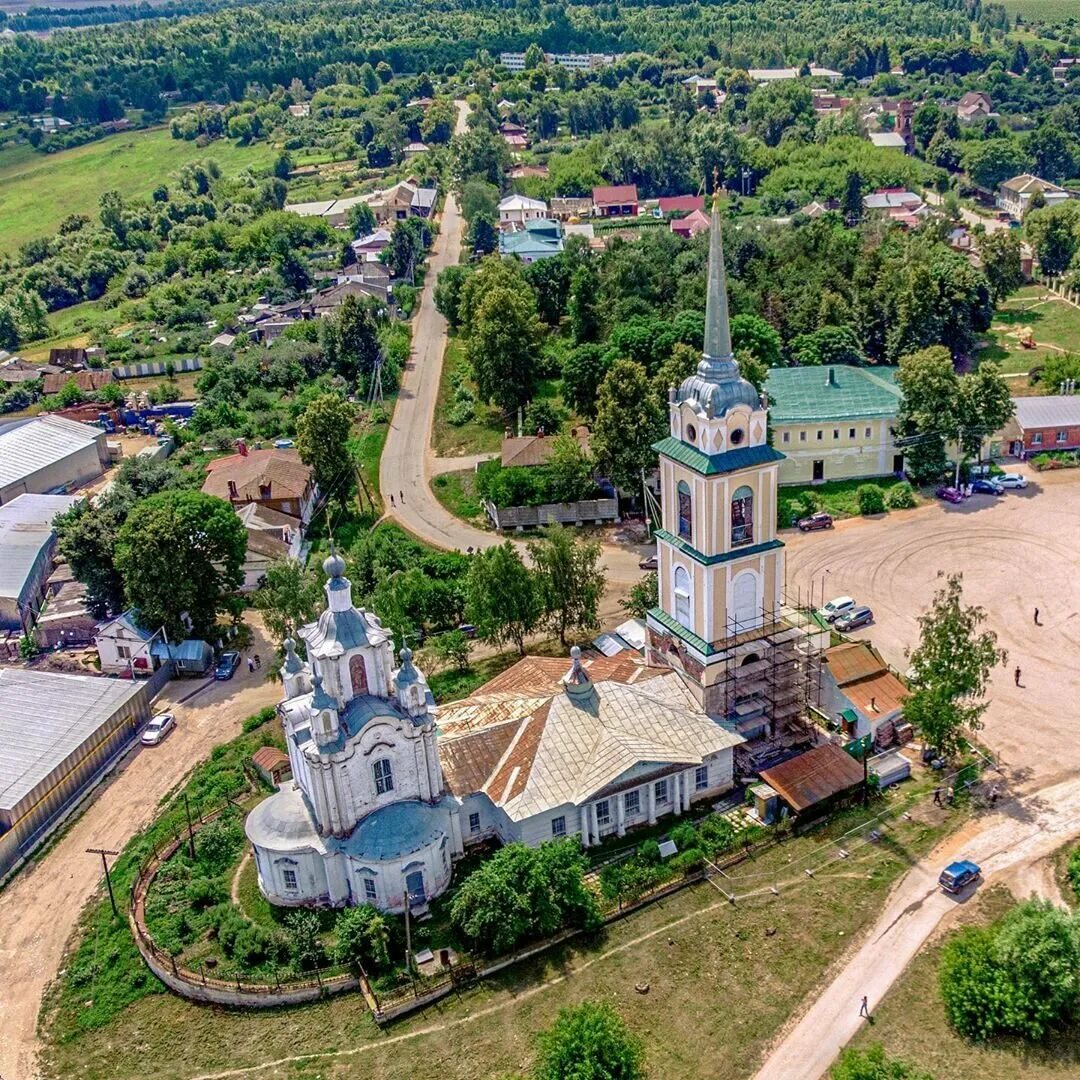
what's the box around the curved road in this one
[379,101,644,589]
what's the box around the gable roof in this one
[0,415,104,492]
[501,427,590,467]
[999,173,1066,196]
[1012,394,1080,430]
[759,742,864,812]
[498,194,547,212]
[41,369,114,395]
[824,640,909,717]
[202,448,312,502]
[764,365,901,425]
[659,195,705,214]
[592,184,638,206]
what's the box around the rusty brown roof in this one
[252,746,289,770]
[202,449,312,503]
[759,743,864,813]
[440,718,520,797]
[42,369,114,395]
[824,641,887,686]
[841,670,909,717]
[500,428,590,468]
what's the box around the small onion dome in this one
[282,637,304,674]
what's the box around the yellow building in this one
[764,365,905,485]
[646,198,826,729]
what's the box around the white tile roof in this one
[0,416,103,494]
[1012,394,1080,430]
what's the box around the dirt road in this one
[0,618,279,1080]
[753,773,1080,1080]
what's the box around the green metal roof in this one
[656,530,784,567]
[764,365,902,425]
[647,606,717,656]
[653,437,786,476]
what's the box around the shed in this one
[869,750,911,790]
[252,746,292,787]
[758,742,865,816]
[150,638,214,675]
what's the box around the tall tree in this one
[569,264,602,344]
[254,560,323,644]
[978,230,1024,304]
[115,490,247,640]
[464,542,540,655]
[528,525,605,647]
[323,294,381,382]
[295,393,355,506]
[904,572,1007,758]
[591,359,666,492]
[956,361,1014,458]
[895,345,959,481]
[466,282,543,414]
[533,1002,645,1080]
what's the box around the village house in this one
[348,228,392,264]
[764,365,905,485]
[996,174,1070,217]
[41,369,115,396]
[956,90,993,123]
[862,188,928,228]
[821,641,910,749]
[34,561,96,649]
[501,426,590,467]
[671,208,710,238]
[658,194,705,217]
[592,184,639,218]
[497,193,547,226]
[401,141,429,157]
[549,196,593,221]
[867,131,908,151]
[202,445,316,524]
[95,610,159,674]
[498,218,565,263]
[1002,395,1080,458]
[235,503,306,590]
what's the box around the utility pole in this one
[403,890,417,991]
[183,794,196,860]
[87,847,121,917]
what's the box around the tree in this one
[434,264,472,328]
[904,572,1007,758]
[528,525,605,647]
[54,500,127,617]
[459,179,499,223]
[978,230,1024,304]
[956,361,1014,458]
[425,628,471,672]
[115,490,247,640]
[545,432,595,503]
[561,343,610,417]
[591,359,666,492]
[385,216,427,282]
[1024,202,1080,276]
[449,840,600,956]
[324,294,381,381]
[466,282,542,414]
[621,573,658,619]
[1024,124,1076,184]
[254,560,322,643]
[962,140,1029,192]
[895,346,958,482]
[451,126,511,188]
[295,393,355,506]
[467,213,498,256]
[533,1002,645,1080]
[334,904,391,973]
[791,325,863,367]
[284,909,324,971]
[912,101,943,150]
[464,542,540,655]
[830,1045,932,1080]
[347,201,377,238]
[569,264,602,344]
[940,900,1080,1041]
[731,313,782,368]
[746,81,815,147]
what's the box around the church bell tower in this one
[645,191,789,720]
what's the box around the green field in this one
[0,128,274,252]
[1000,0,1078,19]
[978,287,1080,376]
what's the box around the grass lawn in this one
[431,337,506,457]
[350,397,395,519]
[41,775,965,1080]
[430,468,485,524]
[0,128,274,252]
[979,288,1080,376]
[847,884,1080,1080]
[777,476,921,527]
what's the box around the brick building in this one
[1004,395,1080,458]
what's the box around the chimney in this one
[826,367,838,387]
[227,480,238,500]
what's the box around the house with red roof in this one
[592,183,639,217]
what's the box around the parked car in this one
[457,623,477,639]
[639,552,659,571]
[936,486,964,504]
[835,606,874,632]
[797,511,834,532]
[997,472,1028,489]
[214,651,241,680]
[821,596,856,623]
[939,859,981,894]
[141,712,175,746]
[971,478,1004,495]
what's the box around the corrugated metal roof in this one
[0,415,103,492]
[1012,395,1080,431]
[653,437,786,476]
[0,494,81,602]
[765,365,901,425]
[759,742,865,812]
[0,669,145,811]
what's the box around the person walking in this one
[1034,607,1040,625]
[1014,666,1022,687]
[859,996,871,1019]
[247,657,255,674]
[254,653,261,670]
[390,493,395,507]
[400,490,405,504]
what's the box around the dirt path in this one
[231,851,252,907]
[752,776,1080,1080]
[0,616,280,1080]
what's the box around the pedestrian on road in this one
[254,654,261,670]
[1014,666,1022,687]
[1034,607,1040,625]
[390,494,395,507]
[247,658,255,674]
[933,787,942,806]
[400,490,405,503]
[859,996,871,1019]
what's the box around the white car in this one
[141,712,175,746]
[997,472,1028,490]
[821,596,856,623]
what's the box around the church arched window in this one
[373,758,394,795]
[673,566,692,629]
[731,485,754,547]
[677,480,692,542]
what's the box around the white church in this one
[245,195,818,916]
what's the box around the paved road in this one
[922,188,1010,233]
[0,618,280,1080]
[379,100,645,591]
[753,773,1080,1080]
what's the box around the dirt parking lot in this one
[0,616,280,1080]
[785,466,1080,791]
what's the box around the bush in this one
[885,481,917,509]
[285,909,325,971]
[186,876,226,910]
[233,923,280,969]
[334,904,391,973]
[830,1044,932,1080]
[698,814,736,855]
[1068,846,1080,901]
[669,821,698,850]
[939,899,1080,1041]
[857,484,887,516]
[639,838,662,865]
[195,815,245,876]
[671,847,705,873]
[242,706,277,733]
[533,1002,644,1080]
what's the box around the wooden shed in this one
[759,742,865,818]
[252,746,291,788]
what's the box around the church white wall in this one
[457,793,516,845]
[518,803,582,848]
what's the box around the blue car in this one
[971,478,1003,495]
[214,651,241,680]
[939,859,981,894]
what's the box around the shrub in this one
[195,815,245,876]
[830,1044,932,1079]
[857,484,887,515]
[533,1002,644,1080]
[242,706,277,733]
[639,838,662,865]
[598,856,669,903]
[939,899,1080,1041]
[669,821,698,850]
[698,814,736,854]
[1068,846,1080,901]
[187,875,226,910]
[334,904,391,972]
[285,909,326,971]
[233,923,280,969]
[671,847,705,873]
[885,481,917,509]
